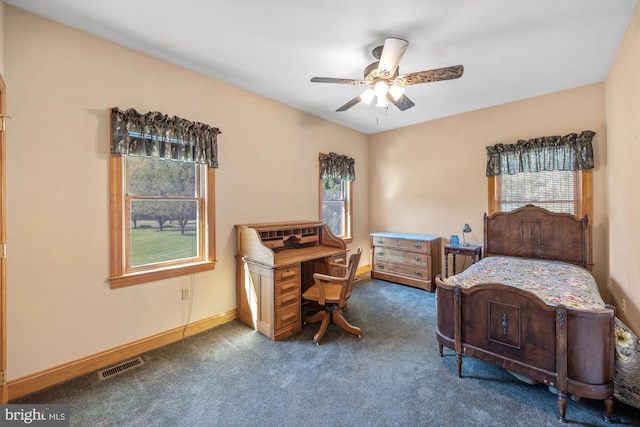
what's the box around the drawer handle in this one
[378,264,385,269]
[281,294,296,304]
[377,239,384,244]
[281,271,297,279]
[414,271,422,276]
[281,312,295,322]
[414,257,422,261]
[281,282,297,291]
[377,251,384,256]
[414,244,421,249]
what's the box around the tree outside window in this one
[321,177,349,238]
[109,108,218,288]
[319,152,355,241]
[127,156,200,267]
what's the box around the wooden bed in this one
[435,205,616,423]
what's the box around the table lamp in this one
[462,223,472,246]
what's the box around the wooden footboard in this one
[436,277,615,422]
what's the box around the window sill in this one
[109,260,216,289]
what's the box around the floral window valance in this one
[110,107,221,168]
[319,152,356,182]
[486,130,594,177]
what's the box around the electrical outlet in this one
[181,288,190,301]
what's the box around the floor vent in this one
[97,357,144,380]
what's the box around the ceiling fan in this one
[311,37,464,112]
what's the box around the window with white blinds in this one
[495,170,583,216]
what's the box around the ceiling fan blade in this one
[336,95,362,112]
[394,65,464,86]
[377,38,409,79]
[388,93,415,111]
[311,77,369,85]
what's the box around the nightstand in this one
[444,244,482,277]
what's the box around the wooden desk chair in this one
[302,247,362,345]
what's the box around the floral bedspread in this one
[444,256,605,310]
[444,256,640,410]
[614,318,640,410]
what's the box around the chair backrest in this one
[341,247,362,306]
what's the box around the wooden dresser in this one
[370,232,441,292]
[236,220,346,341]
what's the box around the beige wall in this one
[4,7,369,380]
[606,1,640,333]
[0,1,4,75]
[5,2,640,383]
[369,83,609,292]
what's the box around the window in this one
[319,152,355,241]
[490,169,589,217]
[486,131,594,265]
[486,131,594,219]
[109,108,219,288]
[320,176,352,240]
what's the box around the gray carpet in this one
[11,277,640,426]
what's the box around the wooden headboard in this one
[483,205,589,268]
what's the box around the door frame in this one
[0,73,7,403]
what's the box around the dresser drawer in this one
[372,236,431,253]
[373,247,430,268]
[373,261,431,281]
[275,303,300,330]
[370,232,440,292]
[274,265,300,282]
[274,290,299,308]
[275,278,298,295]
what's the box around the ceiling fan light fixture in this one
[389,84,405,101]
[376,95,389,108]
[310,37,463,113]
[373,80,389,98]
[360,88,375,105]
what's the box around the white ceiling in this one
[6,0,638,134]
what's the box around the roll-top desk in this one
[370,232,441,292]
[236,220,347,341]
